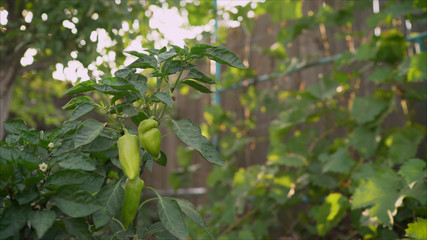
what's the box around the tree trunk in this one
[0,48,25,139]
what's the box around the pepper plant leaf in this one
[157,196,188,240]
[92,179,125,228]
[206,46,247,69]
[73,119,105,149]
[171,119,224,166]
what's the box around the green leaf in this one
[92,84,126,95]
[144,222,166,235]
[351,97,388,125]
[62,96,95,110]
[171,119,223,166]
[93,180,125,228]
[3,119,28,133]
[181,80,213,93]
[73,119,105,149]
[407,52,427,82]
[158,196,188,240]
[64,81,97,95]
[260,0,302,23]
[185,68,215,84]
[206,46,246,69]
[399,158,427,184]
[154,92,173,108]
[406,218,427,240]
[0,205,29,239]
[162,60,193,75]
[69,104,95,121]
[127,55,158,70]
[172,45,187,56]
[51,151,96,171]
[15,150,40,170]
[63,218,95,240]
[189,44,213,57]
[349,126,379,158]
[307,77,339,99]
[267,149,306,167]
[387,127,424,163]
[352,162,377,183]
[3,120,39,145]
[356,43,377,61]
[368,66,393,83]
[158,50,177,62]
[29,210,56,239]
[80,135,117,152]
[102,77,133,90]
[48,121,81,141]
[114,68,135,79]
[321,148,355,174]
[124,50,148,58]
[129,74,148,98]
[402,178,427,205]
[352,170,405,227]
[45,169,104,194]
[310,193,350,236]
[175,198,213,238]
[52,186,102,218]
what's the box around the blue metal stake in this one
[212,0,220,147]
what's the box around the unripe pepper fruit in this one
[117,129,141,180]
[122,177,144,229]
[138,118,161,160]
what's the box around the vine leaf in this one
[309,193,350,236]
[405,218,427,240]
[398,158,427,184]
[351,167,426,228]
[171,119,224,166]
[321,148,355,174]
[351,97,388,125]
[158,196,188,240]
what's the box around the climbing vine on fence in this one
[190,1,427,239]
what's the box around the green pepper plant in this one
[0,44,246,239]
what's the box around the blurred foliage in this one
[182,0,427,240]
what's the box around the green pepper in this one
[122,177,144,229]
[117,129,140,180]
[138,118,161,160]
